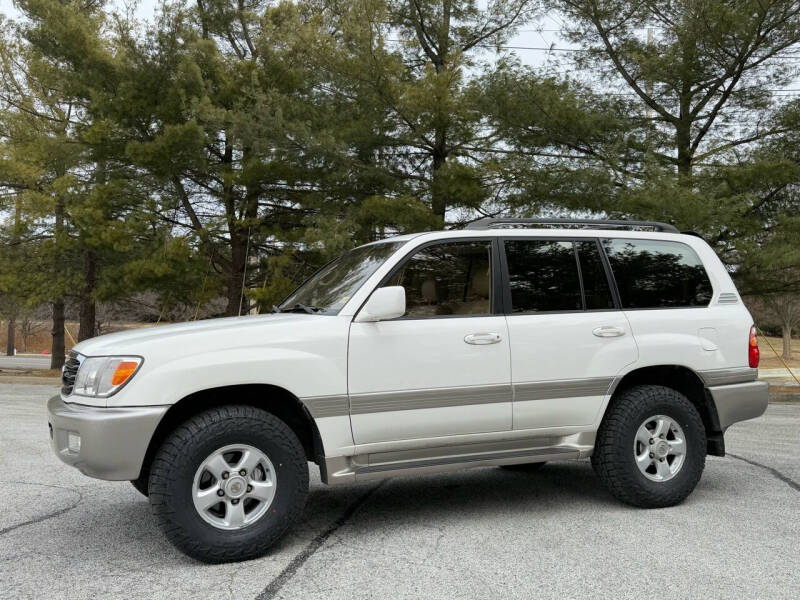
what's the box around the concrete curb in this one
[0,375,60,385]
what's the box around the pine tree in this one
[303,0,536,224]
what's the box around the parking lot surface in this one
[1,383,798,600]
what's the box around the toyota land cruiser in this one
[47,218,769,563]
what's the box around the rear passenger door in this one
[600,238,718,371]
[502,238,638,430]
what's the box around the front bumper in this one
[708,381,769,430]
[47,395,168,481]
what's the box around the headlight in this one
[73,356,143,398]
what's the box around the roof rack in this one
[465,217,680,233]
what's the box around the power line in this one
[601,89,800,95]
[500,45,800,59]
[386,38,800,58]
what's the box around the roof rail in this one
[464,217,680,233]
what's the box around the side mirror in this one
[355,286,406,322]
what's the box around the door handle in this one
[592,326,626,338]
[464,332,502,345]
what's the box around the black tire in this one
[500,461,547,472]
[149,405,309,563]
[591,385,706,508]
[130,476,149,497]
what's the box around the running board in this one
[321,445,583,485]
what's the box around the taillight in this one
[748,325,759,368]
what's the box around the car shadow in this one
[61,459,687,565]
[335,460,621,519]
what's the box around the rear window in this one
[505,240,582,312]
[601,239,712,309]
[503,239,614,312]
[577,241,615,310]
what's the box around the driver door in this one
[347,239,512,445]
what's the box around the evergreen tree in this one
[304,0,536,223]
[554,0,800,177]
[0,13,90,367]
[487,0,800,284]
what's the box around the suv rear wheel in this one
[591,385,706,508]
[148,405,309,563]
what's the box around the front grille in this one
[61,352,81,396]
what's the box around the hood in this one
[72,313,326,357]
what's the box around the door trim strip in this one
[349,384,512,415]
[514,377,615,402]
[311,377,618,418]
[303,395,349,418]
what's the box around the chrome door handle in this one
[593,326,625,338]
[464,333,502,345]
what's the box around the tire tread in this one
[591,384,706,508]
[148,404,308,563]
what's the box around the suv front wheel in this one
[148,405,309,563]
[591,385,706,508]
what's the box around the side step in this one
[322,445,583,484]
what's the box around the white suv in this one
[48,218,768,563]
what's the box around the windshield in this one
[278,242,405,314]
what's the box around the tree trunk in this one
[410,0,449,220]
[226,226,247,316]
[431,142,447,219]
[220,134,244,317]
[78,250,97,341]
[7,197,20,356]
[675,34,694,179]
[51,300,66,370]
[6,318,15,356]
[675,121,692,177]
[20,319,30,352]
[51,190,66,370]
[782,324,792,361]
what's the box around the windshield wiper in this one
[273,303,321,314]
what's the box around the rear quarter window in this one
[601,239,713,309]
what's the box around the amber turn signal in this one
[111,361,141,386]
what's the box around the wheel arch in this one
[136,384,325,482]
[608,365,725,456]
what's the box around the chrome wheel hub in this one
[224,476,247,499]
[633,415,686,482]
[192,444,277,531]
[654,440,670,458]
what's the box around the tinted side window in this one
[577,241,614,310]
[505,240,582,312]
[384,241,492,317]
[602,239,712,308]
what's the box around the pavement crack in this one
[728,453,800,492]
[254,481,386,600]
[226,561,250,600]
[0,481,83,536]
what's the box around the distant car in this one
[48,218,768,563]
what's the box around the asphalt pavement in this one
[0,382,798,599]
